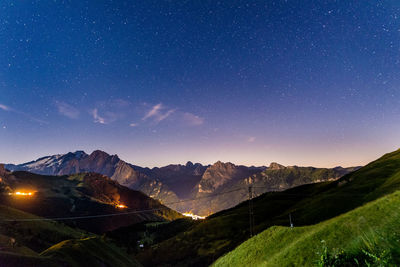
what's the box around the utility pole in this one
[248,185,254,237]
[289,213,293,228]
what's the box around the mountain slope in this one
[41,237,140,267]
[213,190,400,266]
[136,148,400,266]
[5,151,181,206]
[185,162,357,215]
[0,204,140,267]
[151,161,208,199]
[0,166,182,233]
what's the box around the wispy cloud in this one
[142,103,175,124]
[156,109,176,122]
[183,112,204,126]
[90,99,131,125]
[0,104,10,111]
[129,122,138,127]
[143,103,163,120]
[0,103,48,124]
[91,108,106,124]
[55,101,79,119]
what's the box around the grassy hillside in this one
[0,171,182,233]
[107,218,198,254]
[0,204,86,252]
[0,205,140,266]
[136,149,400,266]
[41,237,141,267]
[214,190,400,266]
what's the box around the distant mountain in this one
[5,150,181,206]
[5,151,359,216]
[195,161,264,194]
[152,161,208,199]
[0,165,182,233]
[186,162,359,215]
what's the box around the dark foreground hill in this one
[0,166,182,233]
[135,148,400,266]
[0,204,139,267]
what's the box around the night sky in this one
[1,1,400,167]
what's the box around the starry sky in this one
[1,0,400,168]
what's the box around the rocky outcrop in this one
[268,162,286,170]
[196,161,263,194]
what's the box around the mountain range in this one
[5,150,360,215]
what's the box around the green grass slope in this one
[0,171,183,233]
[0,205,139,266]
[0,204,86,252]
[41,237,141,267]
[213,190,400,266]
[0,251,62,267]
[136,148,400,266]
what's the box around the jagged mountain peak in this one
[268,162,286,170]
[89,150,117,159]
[211,161,236,169]
[185,161,194,167]
[72,150,87,158]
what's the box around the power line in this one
[1,208,169,222]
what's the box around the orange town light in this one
[11,191,35,196]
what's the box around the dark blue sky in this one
[1,0,400,167]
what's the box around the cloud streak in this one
[183,112,204,126]
[91,108,106,124]
[55,101,80,119]
[142,103,175,124]
[0,104,10,111]
[0,103,48,124]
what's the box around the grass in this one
[1,171,183,234]
[107,218,199,254]
[0,204,87,252]
[213,190,400,266]
[136,148,400,266]
[41,237,141,267]
[0,205,139,266]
